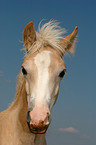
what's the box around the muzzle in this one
[26,109,51,134]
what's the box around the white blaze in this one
[32,51,51,107]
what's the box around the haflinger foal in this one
[0,20,78,145]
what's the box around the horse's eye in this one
[59,70,65,78]
[21,66,27,75]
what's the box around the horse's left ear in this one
[23,22,36,52]
[59,26,78,56]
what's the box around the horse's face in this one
[21,47,66,133]
[22,21,78,134]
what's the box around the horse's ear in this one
[23,22,36,52]
[60,26,78,56]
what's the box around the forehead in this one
[34,51,51,68]
[22,47,65,69]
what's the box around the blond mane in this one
[8,73,25,110]
[25,20,66,56]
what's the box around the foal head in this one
[21,21,78,134]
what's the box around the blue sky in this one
[0,0,96,145]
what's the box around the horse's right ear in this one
[23,22,36,52]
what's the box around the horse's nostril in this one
[47,112,51,121]
[46,112,49,118]
[26,110,31,122]
[43,113,51,126]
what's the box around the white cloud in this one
[58,127,80,133]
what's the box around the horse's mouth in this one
[30,128,47,134]
[27,121,49,134]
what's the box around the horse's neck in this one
[9,75,46,145]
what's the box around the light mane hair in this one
[26,20,67,56]
[8,72,25,110]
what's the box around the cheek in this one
[25,81,31,106]
[25,80,36,109]
[53,85,59,104]
[53,86,59,106]
[55,85,59,96]
[25,81,30,95]
[49,85,59,110]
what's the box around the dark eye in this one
[59,70,65,78]
[21,66,27,75]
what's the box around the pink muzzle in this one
[26,106,51,134]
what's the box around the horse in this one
[0,20,78,145]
